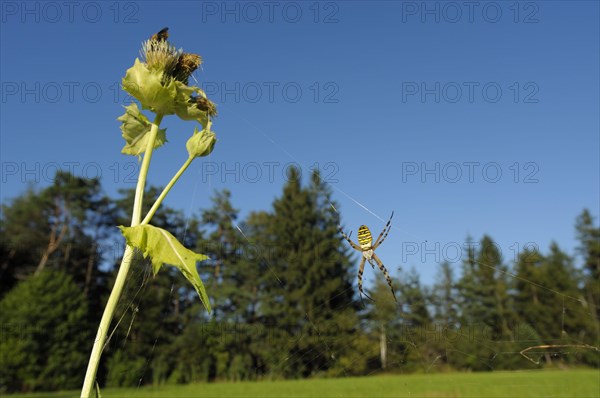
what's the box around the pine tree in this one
[398,268,430,328]
[195,189,264,380]
[514,242,594,367]
[0,171,113,297]
[0,187,47,294]
[397,268,433,371]
[429,261,460,369]
[198,189,246,318]
[431,261,459,327]
[512,246,546,366]
[575,209,600,322]
[260,168,358,377]
[454,235,514,370]
[0,270,90,392]
[364,276,400,372]
[241,209,280,378]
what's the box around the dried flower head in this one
[191,95,217,117]
[173,53,202,84]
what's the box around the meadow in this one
[10,369,599,398]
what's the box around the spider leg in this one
[338,225,362,251]
[357,257,375,302]
[372,252,397,302]
[373,211,394,249]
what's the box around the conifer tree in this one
[513,246,545,343]
[514,242,595,366]
[431,261,459,327]
[0,270,90,392]
[0,171,112,296]
[364,276,400,371]
[260,167,358,377]
[575,209,600,321]
[195,189,265,380]
[457,235,512,338]
[198,190,246,319]
[454,235,515,369]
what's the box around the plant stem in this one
[80,114,163,398]
[141,156,194,225]
[132,114,164,225]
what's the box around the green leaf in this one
[186,125,216,158]
[122,58,178,115]
[119,224,211,312]
[117,103,167,156]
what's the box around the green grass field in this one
[10,369,600,398]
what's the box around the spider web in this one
[200,105,598,379]
[105,90,598,392]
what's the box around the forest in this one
[0,169,598,393]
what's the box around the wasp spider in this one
[339,212,397,302]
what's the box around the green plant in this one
[0,270,89,393]
[81,28,216,398]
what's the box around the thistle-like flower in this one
[141,38,180,78]
[123,28,215,122]
[173,53,202,85]
[141,28,202,86]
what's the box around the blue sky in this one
[1,1,598,286]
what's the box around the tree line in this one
[0,169,598,392]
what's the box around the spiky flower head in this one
[122,28,215,122]
[141,29,203,86]
[173,53,202,85]
[141,38,181,77]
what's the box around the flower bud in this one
[186,126,216,158]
